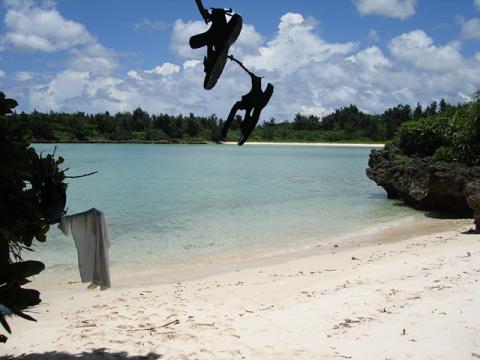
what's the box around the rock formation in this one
[366,145,480,228]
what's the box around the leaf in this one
[9,308,37,322]
[0,313,11,334]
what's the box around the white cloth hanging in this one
[59,208,111,290]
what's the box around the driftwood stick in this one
[65,171,99,179]
[124,319,180,332]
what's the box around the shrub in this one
[393,154,413,166]
[451,99,480,166]
[433,146,458,163]
[396,117,451,157]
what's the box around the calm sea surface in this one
[31,144,418,278]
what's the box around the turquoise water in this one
[31,144,418,277]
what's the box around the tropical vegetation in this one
[394,91,480,166]
[0,92,68,343]
[9,98,460,144]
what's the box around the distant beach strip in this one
[223,141,385,147]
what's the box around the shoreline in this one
[34,214,429,288]
[223,141,385,147]
[4,217,479,359]
[33,140,385,148]
[103,215,460,287]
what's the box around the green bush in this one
[451,99,480,166]
[396,117,451,157]
[146,129,169,141]
[433,146,458,163]
[393,154,413,166]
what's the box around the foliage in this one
[392,153,414,166]
[11,104,391,144]
[6,97,472,147]
[433,146,458,163]
[0,92,68,343]
[392,93,480,166]
[396,116,451,157]
[383,104,411,138]
[451,99,480,166]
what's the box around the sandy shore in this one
[3,217,480,359]
[223,142,384,148]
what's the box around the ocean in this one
[30,144,419,282]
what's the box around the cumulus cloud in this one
[29,70,133,113]
[144,63,180,76]
[127,70,142,81]
[2,3,93,52]
[476,0,480,10]
[353,0,417,20]
[461,18,480,39]
[2,1,118,77]
[183,60,201,70]
[171,19,209,59]
[388,30,464,71]
[244,13,357,75]
[69,44,118,73]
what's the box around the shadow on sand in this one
[3,349,162,360]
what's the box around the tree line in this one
[13,98,457,143]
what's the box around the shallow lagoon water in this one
[31,144,418,278]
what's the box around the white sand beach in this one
[223,142,385,148]
[3,217,480,359]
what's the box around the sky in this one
[0,0,479,121]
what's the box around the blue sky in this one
[0,0,479,121]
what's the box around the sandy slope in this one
[3,218,480,360]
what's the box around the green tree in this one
[0,92,68,342]
[413,103,423,118]
[439,99,448,113]
[186,113,201,137]
[383,104,412,139]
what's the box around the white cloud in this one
[461,18,480,39]
[353,0,417,20]
[30,70,90,110]
[171,19,209,59]
[347,46,391,70]
[69,44,118,73]
[133,19,168,32]
[388,30,464,71]
[244,13,357,75]
[368,29,381,42]
[16,71,33,81]
[144,63,180,76]
[0,70,5,78]
[183,60,201,70]
[3,5,93,52]
[127,70,142,80]
[29,70,133,113]
[476,0,480,10]
[229,24,264,58]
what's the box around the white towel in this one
[59,208,111,290]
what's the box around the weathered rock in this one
[466,181,480,231]
[467,195,480,231]
[366,145,480,217]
